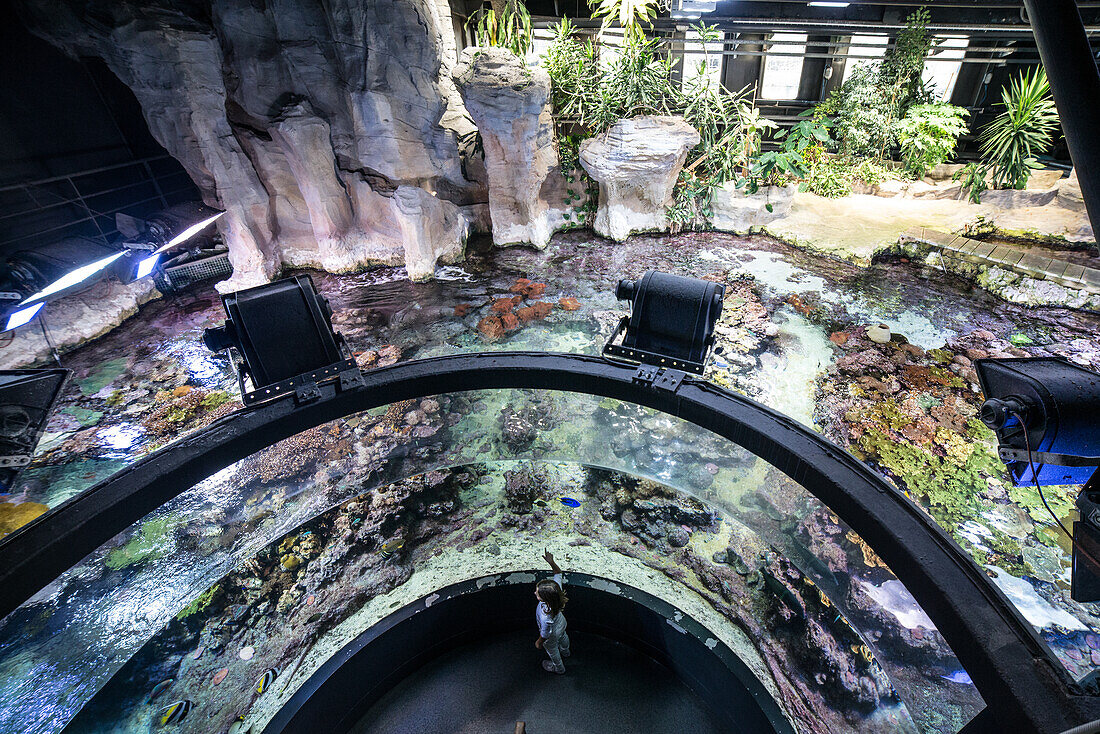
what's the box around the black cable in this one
[1013,411,1100,571]
[38,315,63,368]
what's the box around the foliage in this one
[797,148,902,198]
[879,8,938,113]
[667,169,715,233]
[589,36,681,133]
[820,65,898,159]
[775,109,834,154]
[953,162,989,204]
[820,9,937,158]
[750,149,806,188]
[543,19,601,123]
[591,0,659,44]
[467,1,533,57]
[978,66,1060,190]
[895,102,970,177]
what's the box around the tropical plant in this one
[467,1,533,57]
[775,109,834,154]
[587,36,681,133]
[978,66,1060,190]
[543,19,601,122]
[821,65,898,159]
[895,102,970,177]
[953,162,990,204]
[590,0,659,44]
[880,8,938,114]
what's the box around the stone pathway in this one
[900,227,1100,295]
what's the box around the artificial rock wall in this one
[20,0,484,288]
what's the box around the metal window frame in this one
[0,352,1095,731]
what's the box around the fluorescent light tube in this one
[4,302,45,331]
[160,212,225,252]
[136,254,160,279]
[20,251,127,305]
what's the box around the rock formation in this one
[710,183,794,233]
[19,0,483,289]
[453,48,575,248]
[580,116,700,241]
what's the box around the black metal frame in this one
[0,352,1096,731]
[263,572,794,734]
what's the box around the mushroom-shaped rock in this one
[580,116,700,241]
[454,48,578,248]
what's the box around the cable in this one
[1013,412,1100,571]
[38,315,62,369]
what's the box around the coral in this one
[141,388,237,440]
[0,501,48,538]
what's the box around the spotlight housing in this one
[603,271,724,375]
[203,275,355,405]
[975,357,1100,486]
[0,369,69,492]
[976,357,1100,602]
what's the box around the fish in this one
[228,717,251,734]
[559,497,580,508]
[760,568,805,621]
[941,670,973,685]
[379,539,405,558]
[147,679,173,703]
[534,500,547,508]
[851,644,874,664]
[157,700,192,726]
[255,668,278,695]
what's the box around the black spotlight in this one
[603,271,724,374]
[976,357,1100,602]
[203,275,355,405]
[0,369,69,492]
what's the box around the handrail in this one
[0,352,1095,731]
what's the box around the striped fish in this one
[255,668,278,695]
[147,679,173,703]
[158,700,192,726]
[379,540,404,559]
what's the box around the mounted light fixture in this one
[977,357,1100,602]
[0,369,69,492]
[603,270,724,375]
[203,275,356,405]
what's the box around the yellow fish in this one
[255,668,278,694]
[158,700,192,726]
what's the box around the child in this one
[534,549,570,674]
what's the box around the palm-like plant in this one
[467,1,533,57]
[979,67,1060,190]
[590,0,659,45]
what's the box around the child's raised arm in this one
[543,549,562,574]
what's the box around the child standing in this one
[534,549,570,674]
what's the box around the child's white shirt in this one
[536,573,565,638]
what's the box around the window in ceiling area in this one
[681,27,724,90]
[840,34,889,84]
[759,32,808,99]
[923,36,969,100]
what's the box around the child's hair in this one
[536,579,568,616]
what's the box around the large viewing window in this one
[759,32,808,99]
[923,36,969,100]
[841,34,889,84]
[681,28,724,90]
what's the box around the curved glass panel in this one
[0,389,983,734]
[11,233,1099,688]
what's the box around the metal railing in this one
[0,155,199,253]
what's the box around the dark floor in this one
[351,631,729,734]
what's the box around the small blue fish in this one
[941,670,973,685]
[147,678,173,703]
[559,497,580,508]
[158,700,192,726]
[255,668,278,694]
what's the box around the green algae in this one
[75,357,129,396]
[175,581,223,621]
[105,515,176,570]
[59,406,103,428]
